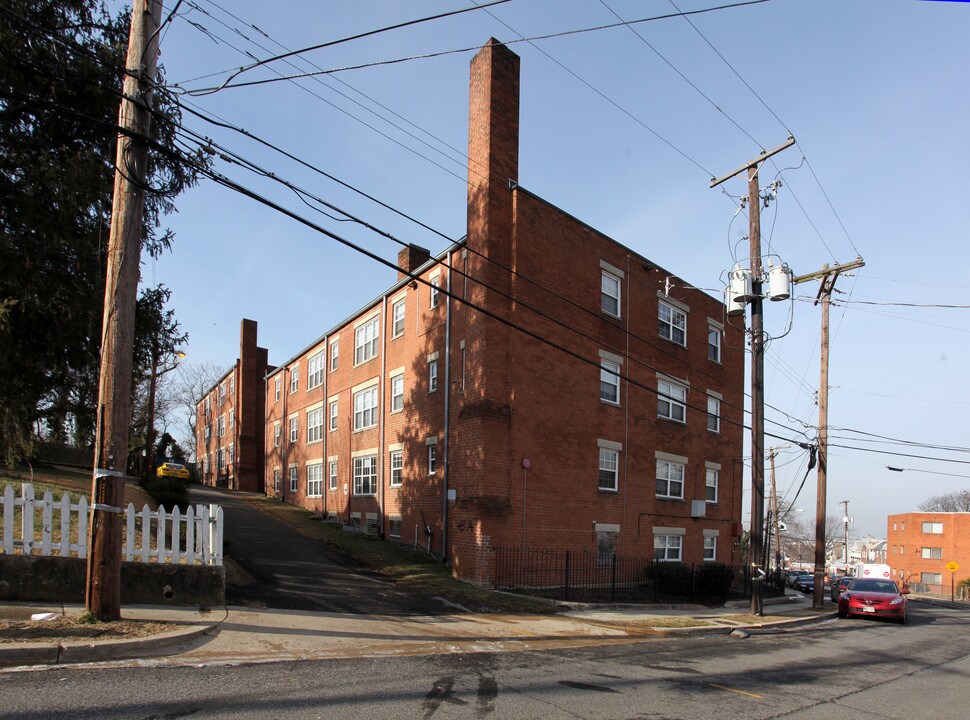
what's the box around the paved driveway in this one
[192,486,451,615]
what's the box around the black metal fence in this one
[492,546,738,604]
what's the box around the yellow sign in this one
[946,561,959,573]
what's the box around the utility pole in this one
[792,256,865,610]
[86,0,164,621]
[770,449,781,572]
[711,136,795,615]
[840,499,850,564]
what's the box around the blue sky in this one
[134,0,970,539]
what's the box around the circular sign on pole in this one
[946,561,959,573]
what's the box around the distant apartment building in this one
[195,319,271,492]
[255,39,746,585]
[887,512,970,595]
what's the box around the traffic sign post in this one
[946,562,959,603]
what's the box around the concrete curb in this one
[0,622,214,668]
[628,610,839,637]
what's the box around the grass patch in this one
[623,617,713,629]
[245,496,557,614]
[0,616,179,644]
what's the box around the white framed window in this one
[708,325,722,362]
[353,455,377,496]
[600,360,620,405]
[921,547,943,559]
[329,400,338,431]
[354,316,379,365]
[391,373,404,412]
[229,409,234,430]
[430,274,440,308]
[705,466,719,503]
[307,407,323,443]
[353,386,378,430]
[289,415,298,443]
[428,359,438,393]
[204,396,210,415]
[273,422,280,447]
[274,378,281,402]
[428,445,437,475]
[659,300,687,346]
[921,572,942,584]
[290,365,299,393]
[707,394,720,433]
[307,463,323,497]
[656,458,685,499]
[308,351,325,390]
[273,468,280,493]
[922,522,944,534]
[228,444,234,463]
[229,376,235,395]
[218,415,226,438]
[704,535,717,562]
[330,338,339,372]
[601,270,621,317]
[599,448,619,492]
[217,447,226,469]
[204,424,211,442]
[390,449,403,487]
[388,516,402,539]
[289,466,298,493]
[219,382,226,404]
[658,378,687,423]
[654,534,683,562]
[328,460,338,491]
[392,298,405,337]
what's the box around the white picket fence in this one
[1,483,223,566]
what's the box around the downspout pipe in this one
[379,294,388,537]
[441,250,453,563]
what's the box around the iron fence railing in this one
[492,545,739,604]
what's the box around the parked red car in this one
[837,578,910,623]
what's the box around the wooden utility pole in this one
[792,256,865,610]
[711,136,795,615]
[770,449,781,571]
[86,0,164,621]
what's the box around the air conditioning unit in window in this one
[691,500,706,518]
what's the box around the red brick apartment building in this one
[196,319,271,492]
[256,39,746,585]
[887,512,970,595]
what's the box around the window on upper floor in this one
[392,298,406,338]
[708,325,722,362]
[598,448,619,492]
[273,422,280,447]
[329,400,338,431]
[289,416,298,443]
[329,460,338,490]
[353,386,378,431]
[658,379,687,423]
[307,407,323,443]
[428,444,437,475]
[656,459,685,499]
[355,317,379,365]
[922,522,944,534]
[274,378,280,402]
[600,360,620,405]
[330,338,339,372]
[659,300,687,346]
[218,416,226,438]
[391,374,404,413]
[228,409,233,430]
[308,351,325,390]
[430,274,440,308]
[428,359,438,393]
[921,547,943,559]
[229,375,234,395]
[290,365,299,393]
[706,467,719,503]
[601,270,621,317]
[707,395,720,433]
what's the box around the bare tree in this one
[779,514,845,566]
[168,362,224,460]
[920,490,970,512]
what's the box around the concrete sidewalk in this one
[0,594,835,669]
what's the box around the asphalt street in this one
[192,485,452,614]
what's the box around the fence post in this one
[21,484,34,555]
[564,549,570,602]
[611,553,617,602]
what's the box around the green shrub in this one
[696,563,735,598]
[140,475,190,512]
